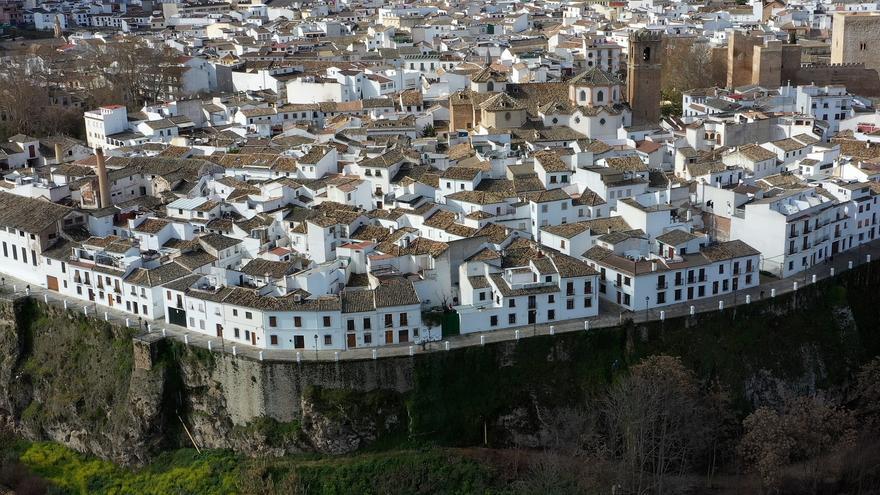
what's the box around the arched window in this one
[613,88,617,100]
[579,90,586,101]
[643,46,651,62]
[596,90,604,103]
[487,81,494,91]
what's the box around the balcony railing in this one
[656,282,668,289]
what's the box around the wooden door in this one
[385,330,393,344]
[347,333,356,349]
[46,276,59,291]
[251,332,257,346]
[398,330,409,343]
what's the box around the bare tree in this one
[855,356,880,428]
[739,406,794,493]
[604,355,710,495]
[739,396,856,494]
[95,38,183,107]
[0,70,83,140]
[662,38,717,94]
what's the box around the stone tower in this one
[627,29,663,127]
[831,12,880,72]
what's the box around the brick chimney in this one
[95,148,111,209]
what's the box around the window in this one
[323,316,331,327]
[232,309,238,317]
[479,291,486,301]
[490,315,498,326]
[657,292,666,304]
[363,317,371,329]
[508,313,516,324]
[270,335,278,345]
[324,335,332,345]
[245,311,252,320]
[596,90,604,103]
[567,299,575,310]
[548,294,555,303]
[385,314,393,327]
[269,316,277,327]
[364,333,372,344]
[509,299,516,308]
[347,319,355,331]
[400,313,408,326]
[234,328,240,338]
[584,297,592,307]
[548,309,555,320]
[294,316,302,327]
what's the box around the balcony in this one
[788,230,799,239]
[656,282,668,289]
[686,277,696,284]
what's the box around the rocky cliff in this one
[0,263,877,466]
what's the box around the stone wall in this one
[2,260,880,464]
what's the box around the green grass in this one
[18,443,239,495]
[13,442,501,495]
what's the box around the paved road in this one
[2,241,878,363]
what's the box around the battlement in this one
[629,29,663,42]
[800,62,867,68]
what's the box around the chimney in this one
[54,143,64,165]
[95,148,111,209]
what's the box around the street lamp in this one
[644,296,649,321]
[313,334,318,360]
